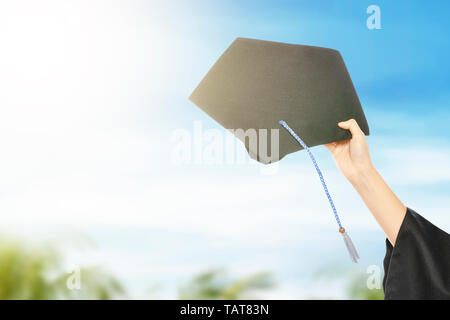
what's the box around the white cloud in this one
[379,146,450,184]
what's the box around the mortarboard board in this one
[189,38,370,262]
[189,37,369,164]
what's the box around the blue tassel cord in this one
[279,120,360,263]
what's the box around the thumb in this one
[338,119,363,138]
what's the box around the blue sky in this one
[0,0,449,298]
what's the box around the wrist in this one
[347,162,377,187]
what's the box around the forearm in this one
[348,165,407,246]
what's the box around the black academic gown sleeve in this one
[383,208,450,300]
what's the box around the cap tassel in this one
[340,228,360,263]
[279,120,361,263]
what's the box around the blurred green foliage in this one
[0,237,124,299]
[178,269,274,300]
[346,274,384,300]
[0,235,383,300]
[310,264,384,300]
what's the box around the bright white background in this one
[0,0,449,298]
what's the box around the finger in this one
[324,143,336,152]
[338,119,362,138]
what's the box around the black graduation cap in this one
[189,38,369,262]
[189,37,369,164]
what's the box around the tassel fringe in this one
[341,231,360,263]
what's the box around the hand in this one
[326,119,406,245]
[324,119,373,182]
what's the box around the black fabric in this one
[383,208,450,300]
